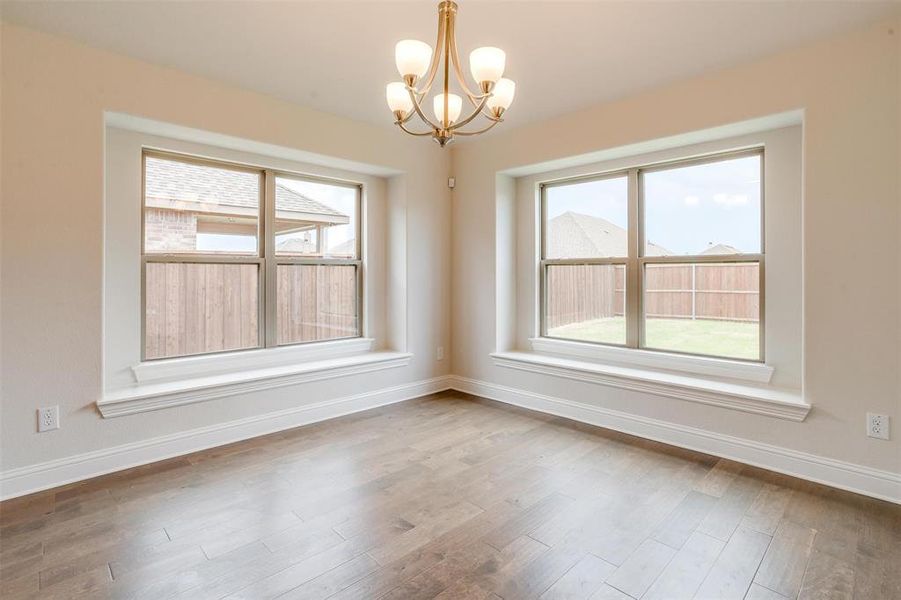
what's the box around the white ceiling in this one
[2,1,898,131]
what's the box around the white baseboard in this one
[4,373,897,505]
[0,376,453,501]
[449,376,900,504]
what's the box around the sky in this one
[546,154,761,256]
[191,154,760,256]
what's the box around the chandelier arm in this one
[447,16,490,104]
[415,7,447,98]
[448,96,492,132]
[452,118,503,136]
[478,106,503,120]
[406,86,443,131]
[399,109,417,125]
[396,121,436,136]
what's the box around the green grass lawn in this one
[548,316,759,360]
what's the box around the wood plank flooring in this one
[1,392,898,599]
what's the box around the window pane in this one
[643,262,760,360]
[545,264,625,345]
[545,176,628,259]
[144,262,259,359]
[144,156,261,255]
[275,177,358,258]
[277,264,359,344]
[643,154,761,256]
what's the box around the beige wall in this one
[451,19,901,473]
[1,18,899,482]
[0,23,451,471]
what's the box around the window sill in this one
[132,337,376,384]
[99,350,411,418]
[529,337,773,384]
[491,351,809,421]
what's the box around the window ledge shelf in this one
[99,350,411,418]
[132,337,376,384]
[529,337,773,384]
[491,351,809,422]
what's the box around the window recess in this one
[540,148,764,362]
[142,151,362,361]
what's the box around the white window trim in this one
[140,149,365,360]
[509,125,803,398]
[538,147,765,362]
[99,350,412,418]
[103,120,402,417]
[491,351,808,421]
[529,337,773,384]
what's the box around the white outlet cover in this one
[866,413,890,440]
[38,406,60,432]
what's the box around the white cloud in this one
[713,193,748,208]
[684,195,700,207]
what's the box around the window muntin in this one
[271,174,362,347]
[143,155,261,255]
[544,175,628,259]
[276,264,359,345]
[540,149,763,362]
[274,176,359,259]
[142,151,362,360]
[642,261,760,360]
[144,262,260,360]
[643,154,761,256]
[545,263,626,346]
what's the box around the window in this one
[142,151,361,360]
[540,149,763,361]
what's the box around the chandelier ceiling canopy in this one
[386,1,515,147]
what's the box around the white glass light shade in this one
[433,93,463,125]
[469,47,506,83]
[487,78,515,112]
[386,82,413,113]
[395,40,432,78]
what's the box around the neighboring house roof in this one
[329,238,356,257]
[275,184,347,221]
[547,211,671,258]
[700,243,741,255]
[144,156,346,221]
[275,238,318,253]
[275,237,356,256]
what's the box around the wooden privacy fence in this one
[546,264,625,329]
[546,262,759,329]
[644,263,759,322]
[276,264,358,345]
[144,263,357,359]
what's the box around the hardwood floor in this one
[1,392,898,599]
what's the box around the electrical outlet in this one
[38,406,59,432]
[866,413,890,440]
[436,346,445,361]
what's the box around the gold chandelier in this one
[386,0,515,147]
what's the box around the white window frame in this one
[538,147,765,363]
[141,149,364,361]
[505,125,805,392]
[101,124,409,417]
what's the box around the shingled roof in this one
[547,211,671,258]
[144,156,346,220]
